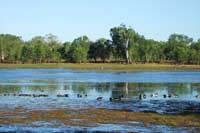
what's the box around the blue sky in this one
[0,0,200,42]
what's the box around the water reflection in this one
[0,81,199,101]
[0,81,200,114]
[0,85,21,93]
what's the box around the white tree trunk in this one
[0,38,3,63]
[125,39,129,64]
[0,46,4,63]
[125,82,128,95]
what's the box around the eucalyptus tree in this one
[45,34,61,63]
[88,42,98,62]
[29,36,46,63]
[0,34,23,63]
[88,38,111,62]
[67,36,90,63]
[129,42,139,62]
[0,35,4,63]
[58,41,71,61]
[21,44,33,63]
[164,34,193,64]
[189,39,200,64]
[138,38,153,63]
[110,24,139,64]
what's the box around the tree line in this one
[0,24,200,64]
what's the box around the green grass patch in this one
[0,63,199,71]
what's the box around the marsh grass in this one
[0,108,200,127]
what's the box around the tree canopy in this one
[0,24,199,64]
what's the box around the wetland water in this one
[0,69,200,132]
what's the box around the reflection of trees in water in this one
[128,83,161,94]
[166,83,193,95]
[71,83,90,93]
[24,85,58,93]
[111,83,163,98]
[25,82,200,96]
[92,83,112,93]
[69,82,112,94]
[64,85,70,90]
[19,81,59,94]
[29,79,59,84]
[0,85,21,93]
[0,79,63,94]
[111,83,129,98]
[110,83,200,98]
[2,82,198,97]
[191,83,200,94]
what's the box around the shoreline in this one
[0,63,199,71]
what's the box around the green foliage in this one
[110,24,128,60]
[88,38,111,62]
[45,34,61,62]
[67,36,90,63]
[0,25,199,64]
[137,39,164,63]
[58,42,71,60]
[110,24,141,63]
[30,36,46,63]
[0,34,23,63]
[129,43,139,62]
[189,40,200,64]
[164,34,192,64]
[21,44,33,63]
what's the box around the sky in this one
[0,0,200,42]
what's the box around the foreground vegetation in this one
[0,24,200,64]
[0,63,199,71]
[0,108,200,127]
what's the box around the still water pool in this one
[0,69,200,112]
[0,69,200,132]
